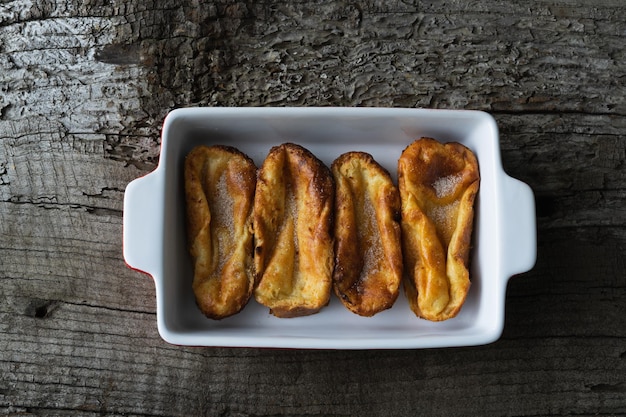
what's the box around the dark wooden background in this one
[1,0,624,416]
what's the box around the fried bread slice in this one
[398,138,479,321]
[253,143,334,318]
[184,145,257,319]
[331,152,403,316]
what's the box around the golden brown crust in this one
[398,138,479,321]
[253,143,334,318]
[184,145,257,319]
[331,152,403,317]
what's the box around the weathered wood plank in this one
[129,0,626,114]
[0,203,156,312]
[1,307,624,416]
[2,0,625,136]
[2,114,624,230]
[1,208,624,416]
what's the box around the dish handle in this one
[500,175,537,278]
[123,171,163,277]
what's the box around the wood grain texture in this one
[1,0,624,416]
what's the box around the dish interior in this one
[157,108,504,347]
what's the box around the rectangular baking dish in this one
[123,107,536,349]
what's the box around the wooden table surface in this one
[1,0,625,415]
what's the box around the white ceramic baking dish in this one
[123,107,536,349]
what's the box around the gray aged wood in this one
[1,0,624,416]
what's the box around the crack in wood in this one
[1,197,123,216]
[588,382,626,393]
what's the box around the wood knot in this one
[95,43,141,66]
[27,299,58,319]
